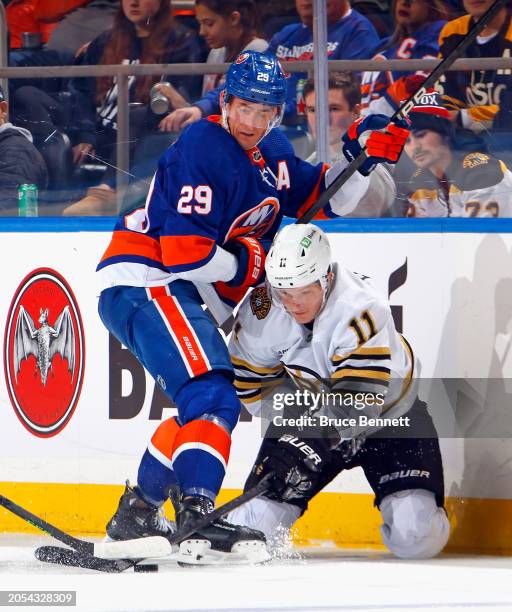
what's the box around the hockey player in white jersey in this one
[228,223,450,559]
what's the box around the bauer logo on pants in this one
[3,268,85,437]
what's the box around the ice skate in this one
[106,481,176,543]
[175,494,270,565]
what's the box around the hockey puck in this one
[134,563,159,573]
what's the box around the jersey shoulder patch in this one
[439,15,471,44]
[250,286,272,320]
[454,153,504,191]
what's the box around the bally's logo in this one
[3,268,85,437]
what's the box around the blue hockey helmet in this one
[224,50,287,107]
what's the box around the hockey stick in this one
[0,494,96,556]
[34,546,137,573]
[206,0,506,326]
[297,0,507,224]
[0,473,273,561]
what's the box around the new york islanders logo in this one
[4,268,85,437]
[235,52,250,64]
[225,197,280,241]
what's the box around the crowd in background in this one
[1,0,512,218]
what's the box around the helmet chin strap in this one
[319,268,334,311]
[221,95,230,132]
[309,270,333,319]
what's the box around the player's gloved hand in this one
[342,114,410,176]
[215,236,265,306]
[259,433,332,503]
[383,74,426,109]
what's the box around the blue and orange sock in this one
[137,417,180,505]
[171,418,231,501]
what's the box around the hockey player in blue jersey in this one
[162,0,381,132]
[97,50,409,564]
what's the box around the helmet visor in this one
[225,98,282,129]
[266,279,326,323]
[266,279,322,307]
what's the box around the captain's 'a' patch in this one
[250,286,271,320]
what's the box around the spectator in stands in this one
[304,72,397,216]
[198,0,267,95]
[350,0,395,37]
[267,0,381,124]
[0,84,48,213]
[163,0,380,132]
[44,0,119,63]
[439,0,512,131]
[403,89,512,217]
[361,0,451,117]
[9,0,119,72]
[6,0,88,53]
[8,0,120,97]
[257,0,298,40]
[12,0,203,215]
[158,0,267,133]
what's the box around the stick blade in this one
[35,545,134,573]
[94,536,174,559]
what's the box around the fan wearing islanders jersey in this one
[228,223,450,559]
[96,50,409,565]
[361,0,449,117]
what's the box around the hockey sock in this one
[171,418,231,502]
[137,417,180,506]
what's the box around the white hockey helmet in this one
[265,223,332,290]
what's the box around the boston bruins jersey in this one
[229,265,416,436]
[407,152,512,217]
[438,14,512,130]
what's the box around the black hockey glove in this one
[256,434,332,503]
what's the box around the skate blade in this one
[177,539,270,566]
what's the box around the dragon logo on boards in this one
[4,268,85,437]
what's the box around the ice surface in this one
[1,534,512,611]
